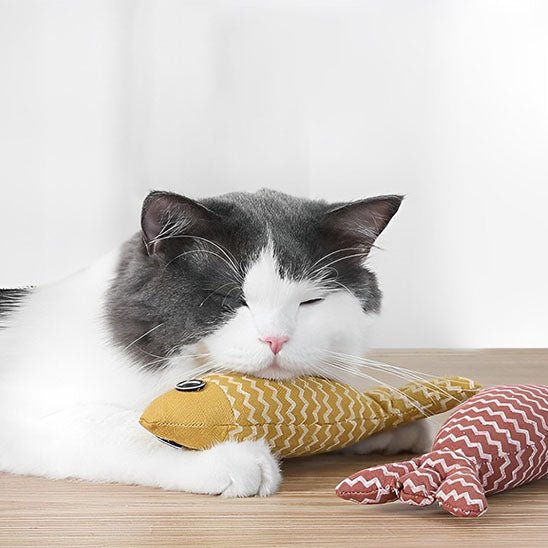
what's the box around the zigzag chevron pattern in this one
[140,373,479,459]
[335,384,548,517]
[210,374,478,458]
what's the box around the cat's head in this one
[108,189,402,380]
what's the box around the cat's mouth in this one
[252,357,297,381]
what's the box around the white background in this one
[1,0,547,347]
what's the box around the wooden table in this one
[1,350,546,547]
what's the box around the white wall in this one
[0,0,138,286]
[1,0,547,347]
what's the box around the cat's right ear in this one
[141,191,220,256]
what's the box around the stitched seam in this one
[339,487,393,495]
[141,417,388,428]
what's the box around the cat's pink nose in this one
[262,336,289,355]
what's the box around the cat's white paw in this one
[203,440,281,497]
[343,420,432,456]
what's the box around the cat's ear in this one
[323,195,404,252]
[141,191,220,255]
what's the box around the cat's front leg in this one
[1,405,281,497]
[146,437,282,497]
[106,436,282,497]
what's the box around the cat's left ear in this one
[141,191,220,256]
[323,195,404,251]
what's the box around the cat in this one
[0,189,429,497]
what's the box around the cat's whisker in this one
[318,358,432,418]
[300,267,356,301]
[183,364,220,379]
[170,359,220,380]
[136,357,171,372]
[312,364,344,383]
[162,248,243,283]
[153,232,244,282]
[303,251,373,299]
[182,235,243,281]
[306,250,376,284]
[327,279,354,297]
[329,352,432,382]
[303,247,365,278]
[326,351,462,404]
[199,281,240,308]
[370,367,461,404]
[329,351,440,379]
[122,323,166,352]
[308,266,337,283]
[328,351,429,378]
[221,285,242,308]
[138,353,224,375]
[186,360,231,380]
[313,252,369,273]
[132,346,170,361]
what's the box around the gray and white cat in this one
[0,189,428,496]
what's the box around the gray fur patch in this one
[0,288,32,325]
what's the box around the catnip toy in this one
[336,384,548,517]
[140,373,479,458]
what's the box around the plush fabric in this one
[336,384,548,517]
[140,373,479,458]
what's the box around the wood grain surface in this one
[1,349,546,547]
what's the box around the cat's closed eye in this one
[300,298,324,306]
[221,293,247,311]
[200,290,246,311]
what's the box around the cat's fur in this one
[0,189,428,496]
